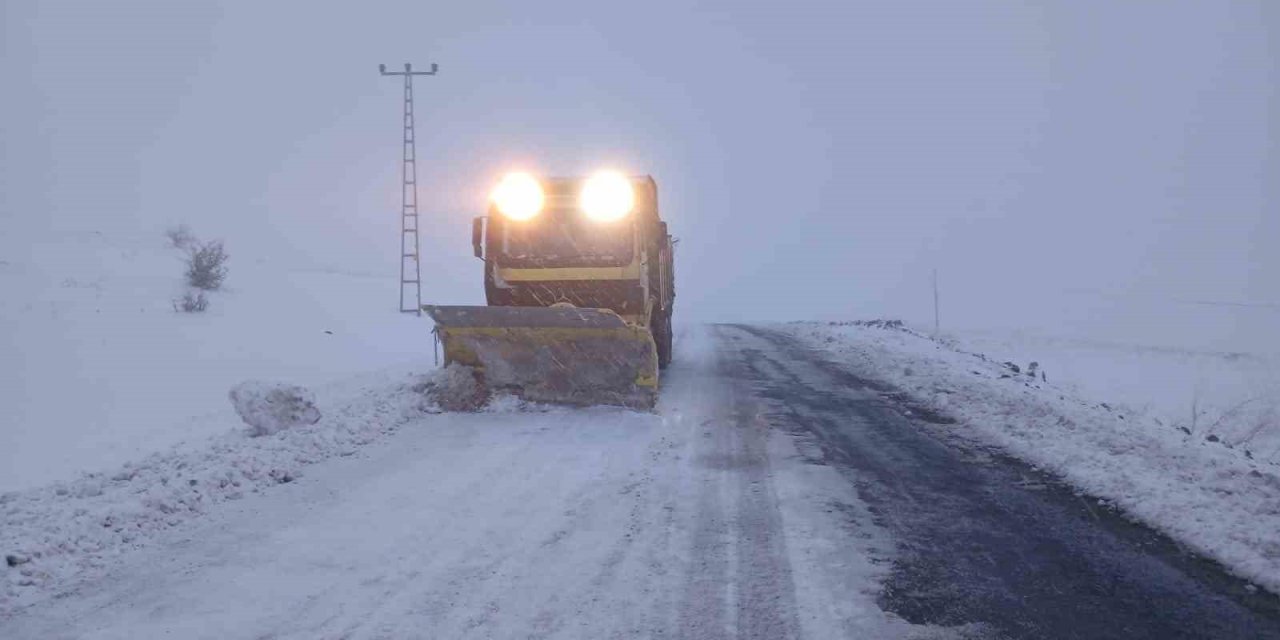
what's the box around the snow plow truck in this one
[425,171,675,410]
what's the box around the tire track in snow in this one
[674,351,735,639]
[675,327,803,639]
[724,348,803,639]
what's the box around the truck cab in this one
[471,173,675,367]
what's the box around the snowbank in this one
[0,367,452,614]
[418,363,490,412]
[782,321,1280,594]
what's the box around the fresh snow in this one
[0,229,425,492]
[1,364,431,612]
[5,224,1276,633]
[1,327,951,638]
[781,320,1280,594]
[945,329,1280,458]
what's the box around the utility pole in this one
[932,268,941,335]
[379,62,438,315]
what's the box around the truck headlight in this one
[580,171,635,222]
[491,172,544,221]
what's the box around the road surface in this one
[722,325,1280,639]
[3,325,1278,639]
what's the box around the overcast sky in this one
[2,1,1275,351]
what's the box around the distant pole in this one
[932,268,941,335]
[379,62,439,315]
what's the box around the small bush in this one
[173,290,209,313]
[186,240,228,290]
[165,224,196,250]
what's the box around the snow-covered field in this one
[0,229,426,492]
[948,329,1280,459]
[782,320,1280,594]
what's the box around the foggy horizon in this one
[3,0,1275,351]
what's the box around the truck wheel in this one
[653,309,673,369]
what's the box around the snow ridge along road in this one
[781,320,1280,595]
[0,326,928,639]
[725,324,1280,639]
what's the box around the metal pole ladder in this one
[379,62,438,314]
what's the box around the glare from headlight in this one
[491,172,544,221]
[579,171,635,222]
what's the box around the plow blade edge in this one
[424,305,659,410]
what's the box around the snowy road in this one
[4,325,1280,638]
[724,325,1280,639]
[1,327,903,639]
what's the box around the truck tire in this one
[653,308,673,369]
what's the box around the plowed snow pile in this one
[782,320,1280,594]
[229,381,323,436]
[0,366,509,613]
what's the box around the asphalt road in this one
[718,324,1280,640]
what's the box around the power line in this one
[1051,287,1280,311]
[1175,299,1280,310]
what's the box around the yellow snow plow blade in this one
[424,305,659,410]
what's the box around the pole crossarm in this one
[379,63,439,76]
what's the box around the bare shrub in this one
[173,290,209,313]
[186,240,228,290]
[165,224,196,250]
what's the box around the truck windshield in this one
[498,211,633,267]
